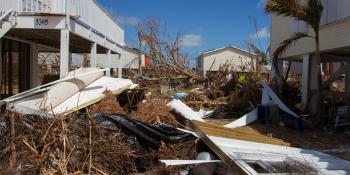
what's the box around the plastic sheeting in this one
[91,113,196,149]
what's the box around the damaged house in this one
[270,0,350,120]
[0,0,124,99]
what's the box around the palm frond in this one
[266,0,324,32]
[303,0,324,31]
[272,32,311,73]
[265,0,305,19]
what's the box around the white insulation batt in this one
[7,68,136,116]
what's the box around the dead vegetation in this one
[0,114,136,174]
[133,95,179,127]
[125,19,203,84]
[89,90,128,115]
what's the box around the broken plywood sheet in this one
[10,77,136,116]
[192,120,290,146]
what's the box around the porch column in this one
[60,29,69,78]
[68,52,72,70]
[30,43,38,88]
[106,49,111,76]
[90,42,97,67]
[117,54,122,78]
[301,54,310,105]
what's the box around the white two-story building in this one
[0,0,124,99]
[270,0,350,112]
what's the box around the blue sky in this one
[98,0,270,67]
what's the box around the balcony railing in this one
[12,0,124,45]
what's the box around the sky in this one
[98,0,270,67]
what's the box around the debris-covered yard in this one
[0,66,349,175]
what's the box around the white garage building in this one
[196,45,257,77]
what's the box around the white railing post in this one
[17,0,21,11]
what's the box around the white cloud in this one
[248,27,270,40]
[117,16,140,26]
[257,0,267,8]
[180,34,204,47]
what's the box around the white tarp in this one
[224,81,300,129]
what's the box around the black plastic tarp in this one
[90,113,195,149]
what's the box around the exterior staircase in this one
[0,9,16,39]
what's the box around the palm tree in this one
[265,0,324,117]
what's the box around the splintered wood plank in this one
[192,121,290,147]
